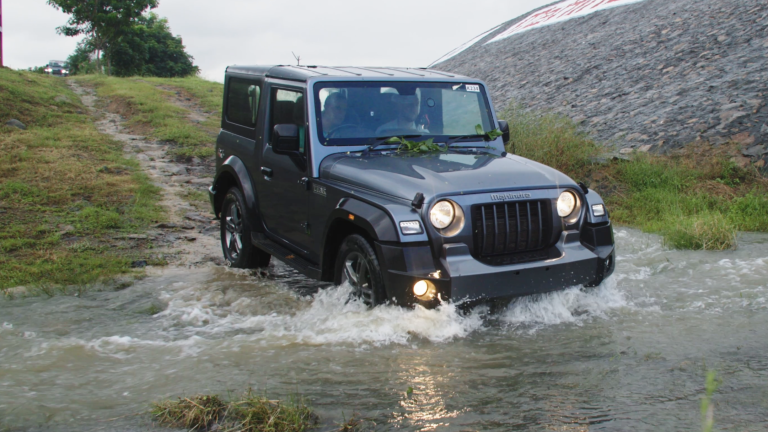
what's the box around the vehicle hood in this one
[319,151,577,200]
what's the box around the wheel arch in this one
[320,198,399,282]
[212,156,258,218]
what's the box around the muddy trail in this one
[67,81,223,269]
[1,85,767,431]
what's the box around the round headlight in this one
[430,200,455,229]
[557,191,577,217]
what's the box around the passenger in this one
[321,92,348,137]
[375,94,428,135]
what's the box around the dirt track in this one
[68,80,224,269]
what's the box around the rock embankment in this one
[437,0,768,166]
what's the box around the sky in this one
[2,0,553,82]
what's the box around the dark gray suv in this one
[209,65,615,308]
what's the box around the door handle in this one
[299,177,310,190]
[261,167,273,178]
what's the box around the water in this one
[1,228,767,431]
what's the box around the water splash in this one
[157,282,486,347]
[500,277,628,331]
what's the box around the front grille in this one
[471,200,553,264]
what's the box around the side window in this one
[269,88,306,152]
[226,78,260,128]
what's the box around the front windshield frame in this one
[313,80,496,147]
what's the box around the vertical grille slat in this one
[492,205,499,254]
[504,204,510,254]
[472,199,553,265]
[537,201,543,248]
[480,206,487,255]
[526,202,532,249]
[515,203,521,251]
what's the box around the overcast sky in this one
[2,0,552,82]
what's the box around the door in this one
[258,86,312,251]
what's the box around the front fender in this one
[584,188,610,224]
[327,198,399,242]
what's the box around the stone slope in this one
[437,0,768,165]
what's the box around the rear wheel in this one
[334,234,386,307]
[220,187,271,269]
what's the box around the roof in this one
[225,65,468,81]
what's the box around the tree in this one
[67,39,98,75]
[47,0,158,75]
[106,13,198,77]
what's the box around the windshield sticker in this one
[466,85,480,92]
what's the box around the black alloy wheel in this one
[220,187,271,269]
[334,234,387,307]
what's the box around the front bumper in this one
[376,223,615,307]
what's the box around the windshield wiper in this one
[364,135,423,154]
[444,134,486,147]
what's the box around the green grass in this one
[500,102,602,179]
[142,76,223,115]
[499,103,768,250]
[74,75,218,158]
[0,69,164,292]
[151,390,316,432]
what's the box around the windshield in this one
[313,81,494,146]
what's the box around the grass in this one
[151,390,316,432]
[499,103,768,250]
[0,68,164,292]
[74,75,220,158]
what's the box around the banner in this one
[486,0,645,44]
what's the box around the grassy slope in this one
[0,69,164,292]
[76,75,223,158]
[500,104,768,250]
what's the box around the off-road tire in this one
[334,234,387,307]
[220,187,271,269]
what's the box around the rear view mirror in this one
[273,124,300,153]
[498,120,510,145]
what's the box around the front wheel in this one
[220,187,271,269]
[334,234,387,307]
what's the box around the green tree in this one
[67,39,98,75]
[47,0,159,75]
[106,13,198,77]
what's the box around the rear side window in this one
[226,78,260,128]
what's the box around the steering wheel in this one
[327,124,363,138]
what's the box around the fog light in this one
[413,280,429,297]
[605,256,612,270]
[592,204,605,217]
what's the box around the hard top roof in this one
[225,65,469,81]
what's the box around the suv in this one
[44,61,69,77]
[209,65,615,308]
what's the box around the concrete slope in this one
[437,0,768,163]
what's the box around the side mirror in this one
[273,124,300,153]
[498,120,510,145]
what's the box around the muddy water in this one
[1,228,767,431]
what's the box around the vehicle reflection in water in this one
[0,228,767,431]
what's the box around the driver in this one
[376,94,428,135]
[321,92,348,137]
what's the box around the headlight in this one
[430,200,455,229]
[557,191,577,217]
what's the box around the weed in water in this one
[152,389,316,432]
[701,370,721,432]
[152,394,227,430]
